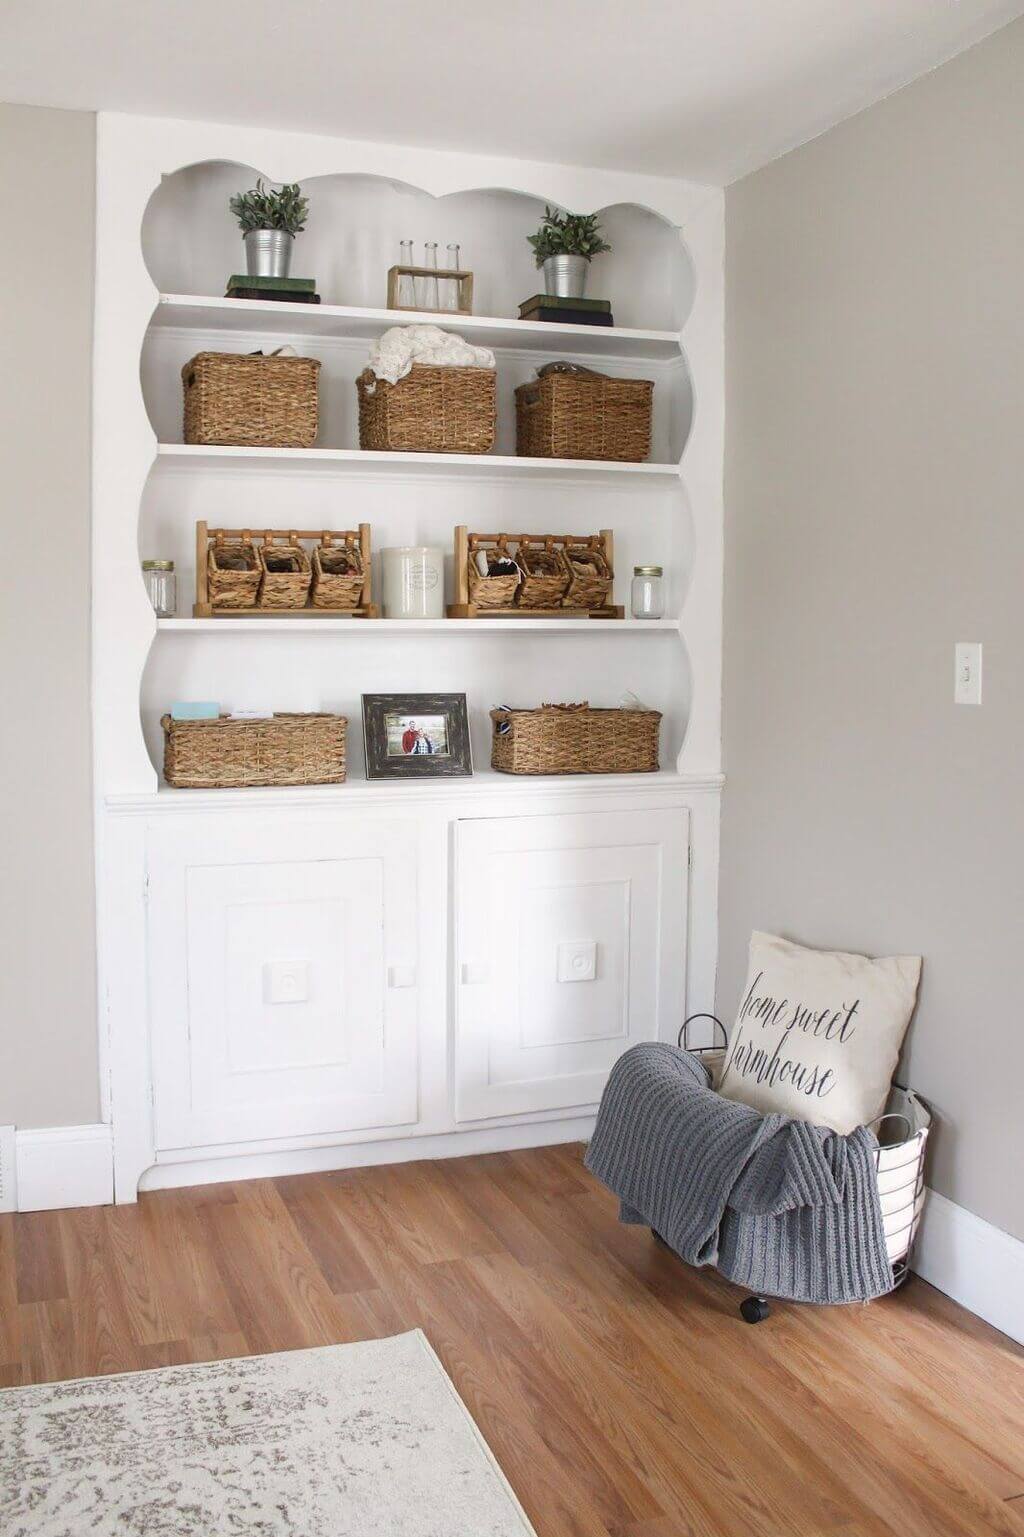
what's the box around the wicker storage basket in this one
[515,371,653,463]
[356,365,496,454]
[490,702,660,775]
[162,713,347,789]
[183,352,320,448]
[207,534,262,610]
[467,535,521,609]
[311,534,364,610]
[563,537,613,609]
[258,536,312,609]
[516,539,571,608]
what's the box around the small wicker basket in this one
[258,536,312,609]
[466,534,521,609]
[491,702,661,775]
[516,539,571,608]
[162,713,347,789]
[311,533,365,610]
[515,370,653,463]
[356,364,496,454]
[207,534,262,610]
[563,537,613,609]
[183,351,320,448]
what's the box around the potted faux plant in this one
[229,179,309,279]
[527,206,612,300]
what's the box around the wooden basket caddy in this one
[450,526,622,619]
[162,713,347,789]
[490,702,661,775]
[515,369,653,463]
[356,364,496,454]
[195,522,376,618]
[183,351,321,448]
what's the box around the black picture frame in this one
[361,693,473,779]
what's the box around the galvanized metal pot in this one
[244,229,294,279]
[542,253,589,299]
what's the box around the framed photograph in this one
[361,693,473,779]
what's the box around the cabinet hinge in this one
[687,844,693,870]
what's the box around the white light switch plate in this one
[557,939,598,983]
[263,959,309,1004]
[954,642,983,705]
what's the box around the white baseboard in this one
[16,1124,114,1212]
[139,1115,597,1193]
[912,1188,1024,1346]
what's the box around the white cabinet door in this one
[455,808,687,1122]
[147,817,418,1150]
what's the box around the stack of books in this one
[225,275,321,305]
[518,293,613,327]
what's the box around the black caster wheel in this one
[740,1295,771,1324]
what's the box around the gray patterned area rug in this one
[1,1329,537,1536]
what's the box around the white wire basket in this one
[679,1015,931,1287]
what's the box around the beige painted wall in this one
[721,19,1024,1240]
[0,104,99,1128]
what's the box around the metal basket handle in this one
[868,1111,913,1145]
[677,1013,728,1053]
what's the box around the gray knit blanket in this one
[585,1043,893,1303]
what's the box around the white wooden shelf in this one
[155,442,680,484]
[152,294,683,361]
[107,768,722,816]
[157,616,680,633]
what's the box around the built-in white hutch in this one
[93,112,724,1200]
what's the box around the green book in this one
[226,274,317,293]
[519,293,611,314]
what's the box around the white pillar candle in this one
[381,546,445,619]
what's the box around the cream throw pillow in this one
[717,932,921,1134]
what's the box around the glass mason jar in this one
[631,565,664,619]
[142,559,176,617]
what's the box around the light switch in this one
[557,939,598,983]
[954,642,983,706]
[263,959,309,1005]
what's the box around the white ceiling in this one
[1,0,1021,185]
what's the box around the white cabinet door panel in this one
[456,808,687,1121]
[148,818,418,1150]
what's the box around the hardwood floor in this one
[1,1144,1022,1536]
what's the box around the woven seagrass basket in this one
[162,713,347,789]
[563,538,613,609]
[467,535,521,609]
[490,702,661,775]
[516,539,571,608]
[311,534,364,610]
[356,365,496,454]
[207,534,261,610]
[258,536,312,609]
[183,352,320,448]
[515,371,653,463]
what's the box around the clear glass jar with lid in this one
[631,565,664,619]
[142,559,176,618]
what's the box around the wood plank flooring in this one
[1,1143,1022,1536]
